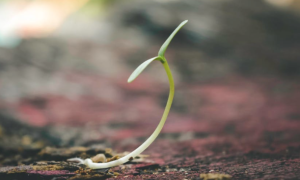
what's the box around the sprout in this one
[68,20,188,169]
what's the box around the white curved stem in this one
[69,57,174,169]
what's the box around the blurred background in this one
[0,0,300,175]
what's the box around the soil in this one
[0,77,299,180]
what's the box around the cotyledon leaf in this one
[158,20,188,57]
[127,56,160,83]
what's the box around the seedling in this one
[68,20,188,169]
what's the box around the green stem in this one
[158,57,175,130]
[76,56,174,169]
[120,56,174,159]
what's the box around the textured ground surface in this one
[0,76,300,180]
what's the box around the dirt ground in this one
[0,76,300,180]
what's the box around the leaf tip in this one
[127,77,133,83]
